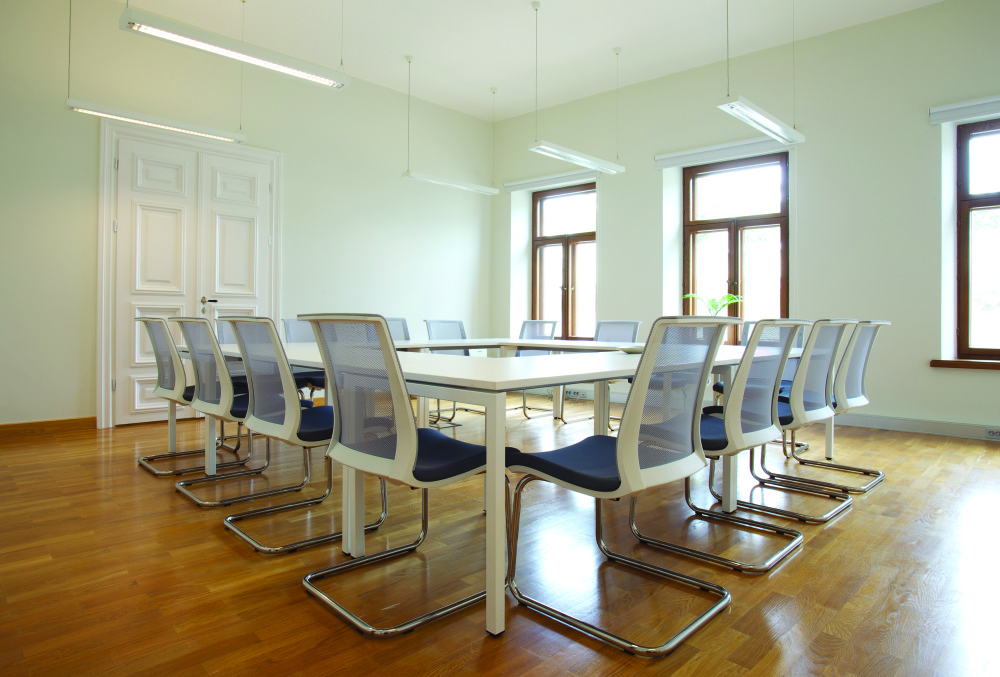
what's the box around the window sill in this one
[930,359,1000,371]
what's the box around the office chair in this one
[557,320,641,426]
[506,316,733,657]
[283,318,327,400]
[512,319,558,418]
[423,319,483,424]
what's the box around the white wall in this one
[490,0,1000,431]
[0,0,494,425]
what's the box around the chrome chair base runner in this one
[771,431,885,494]
[224,457,389,554]
[302,488,486,638]
[629,476,804,574]
[139,421,251,477]
[707,450,853,524]
[508,475,731,657]
[174,439,316,508]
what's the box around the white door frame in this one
[96,120,283,428]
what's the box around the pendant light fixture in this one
[66,0,245,142]
[527,2,625,175]
[716,0,804,145]
[119,4,349,89]
[402,56,499,196]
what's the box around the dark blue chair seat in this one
[504,435,620,493]
[230,393,249,419]
[407,428,516,483]
[297,405,333,442]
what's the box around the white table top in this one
[393,338,640,353]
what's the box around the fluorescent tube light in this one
[68,99,246,143]
[402,171,499,195]
[529,140,625,174]
[717,95,804,146]
[119,8,349,89]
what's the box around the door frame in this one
[96,119,283,428]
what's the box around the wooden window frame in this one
[956,117,1000,360]
[531,183,597,340]
[682,153,789,342]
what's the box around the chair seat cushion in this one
[230,393,249,419]
[699,413,728,452]
[505,435,620,493]
[297,405,333,442]
[712,380,725,395]
[412,428,506,483]
[777,400,793,426]
[181,385,195,404]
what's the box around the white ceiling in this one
[126,0,945,121]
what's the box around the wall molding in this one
[0,417,97,441]
[836,413,996,442]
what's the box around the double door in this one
[113,137,274,425]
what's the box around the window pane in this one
[693,164,782,220]
[540,191,596,236]
[572,241,596,336]
[970,131,1000,195]
[691,230,729,314]
[740,225,782,321]
[968,207,1000,349]
[538,245,563,324]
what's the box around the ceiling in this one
[125,0,945,121]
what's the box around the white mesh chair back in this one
[615,317,739,495]
[227,317,304,444]
[424,319,469,356]
[137,317,188,403]
[283,318,315,343]
[595,320,641,343]
[385,317,410,341]
[724,319,811,451]
[834,320,890,414]
[516,319,558,357]
[785,320,856,426]
[174,317,240,420]
[304,314,432,485]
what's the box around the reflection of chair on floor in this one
[136,317,250,477]
[506,316,733,657]
[423,319,482,424]
[283,318,326,401]
[781,320,890,494]
[557,320,641,426]
[301,313,518,637]
[175,317,333,509]
[511,319,558,418]
[630,319,810,573]
[743,319,862,520]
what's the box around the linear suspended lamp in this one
[717,95,804,146]
[528,140,625,175]
[402,171,499,195]
[119,8,349,89]
[67,99,246,143]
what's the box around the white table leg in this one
[343,468,365,556]
[721,455,738,512]
[552,385,565,420]
[484,391,507,636]
[204,410,217,475]
[593,381,611,436]
[168,401,178,455]
[825,417,835,461]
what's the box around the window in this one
[682,153,788,341]
[957,117,1000,359]
[532,183,597,339]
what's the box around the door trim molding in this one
[96,120,283,428]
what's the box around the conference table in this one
[273,337,751,637]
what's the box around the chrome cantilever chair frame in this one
[136,317,251,477]
[778,320,890,494]
[507,316,733,656]
[631,319,811,573]
[300,313,516,638]
[175,317,327,510]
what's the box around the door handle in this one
[200,297,218,304]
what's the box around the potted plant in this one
[683,293,743,316]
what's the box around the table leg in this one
[593,381,611,436]
[825,417,835,461]
[715,365,737,513]
[204,411,217,475]
[484,391,507,636]
[552,385,565,420]
[343,468,365,556]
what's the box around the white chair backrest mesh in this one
[425,319,469,356]
[230,320,289,427]
[738,322,799,436]
[834,321,888,413]
[385,317,410,341]
[139,318,180,393]
[283,318,315,343]
[595,320,641,343]
[313,318,398,462]
[797,322,847,414]
[177,319,225,407]
[517,319,558,357]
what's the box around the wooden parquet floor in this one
[1,396,998,676]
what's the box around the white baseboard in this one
[836,413,999,442]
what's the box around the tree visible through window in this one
[957,117,1000,359]
[683,153,788,341]
[532,183,597,339]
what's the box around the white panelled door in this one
[113,138,274,426]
